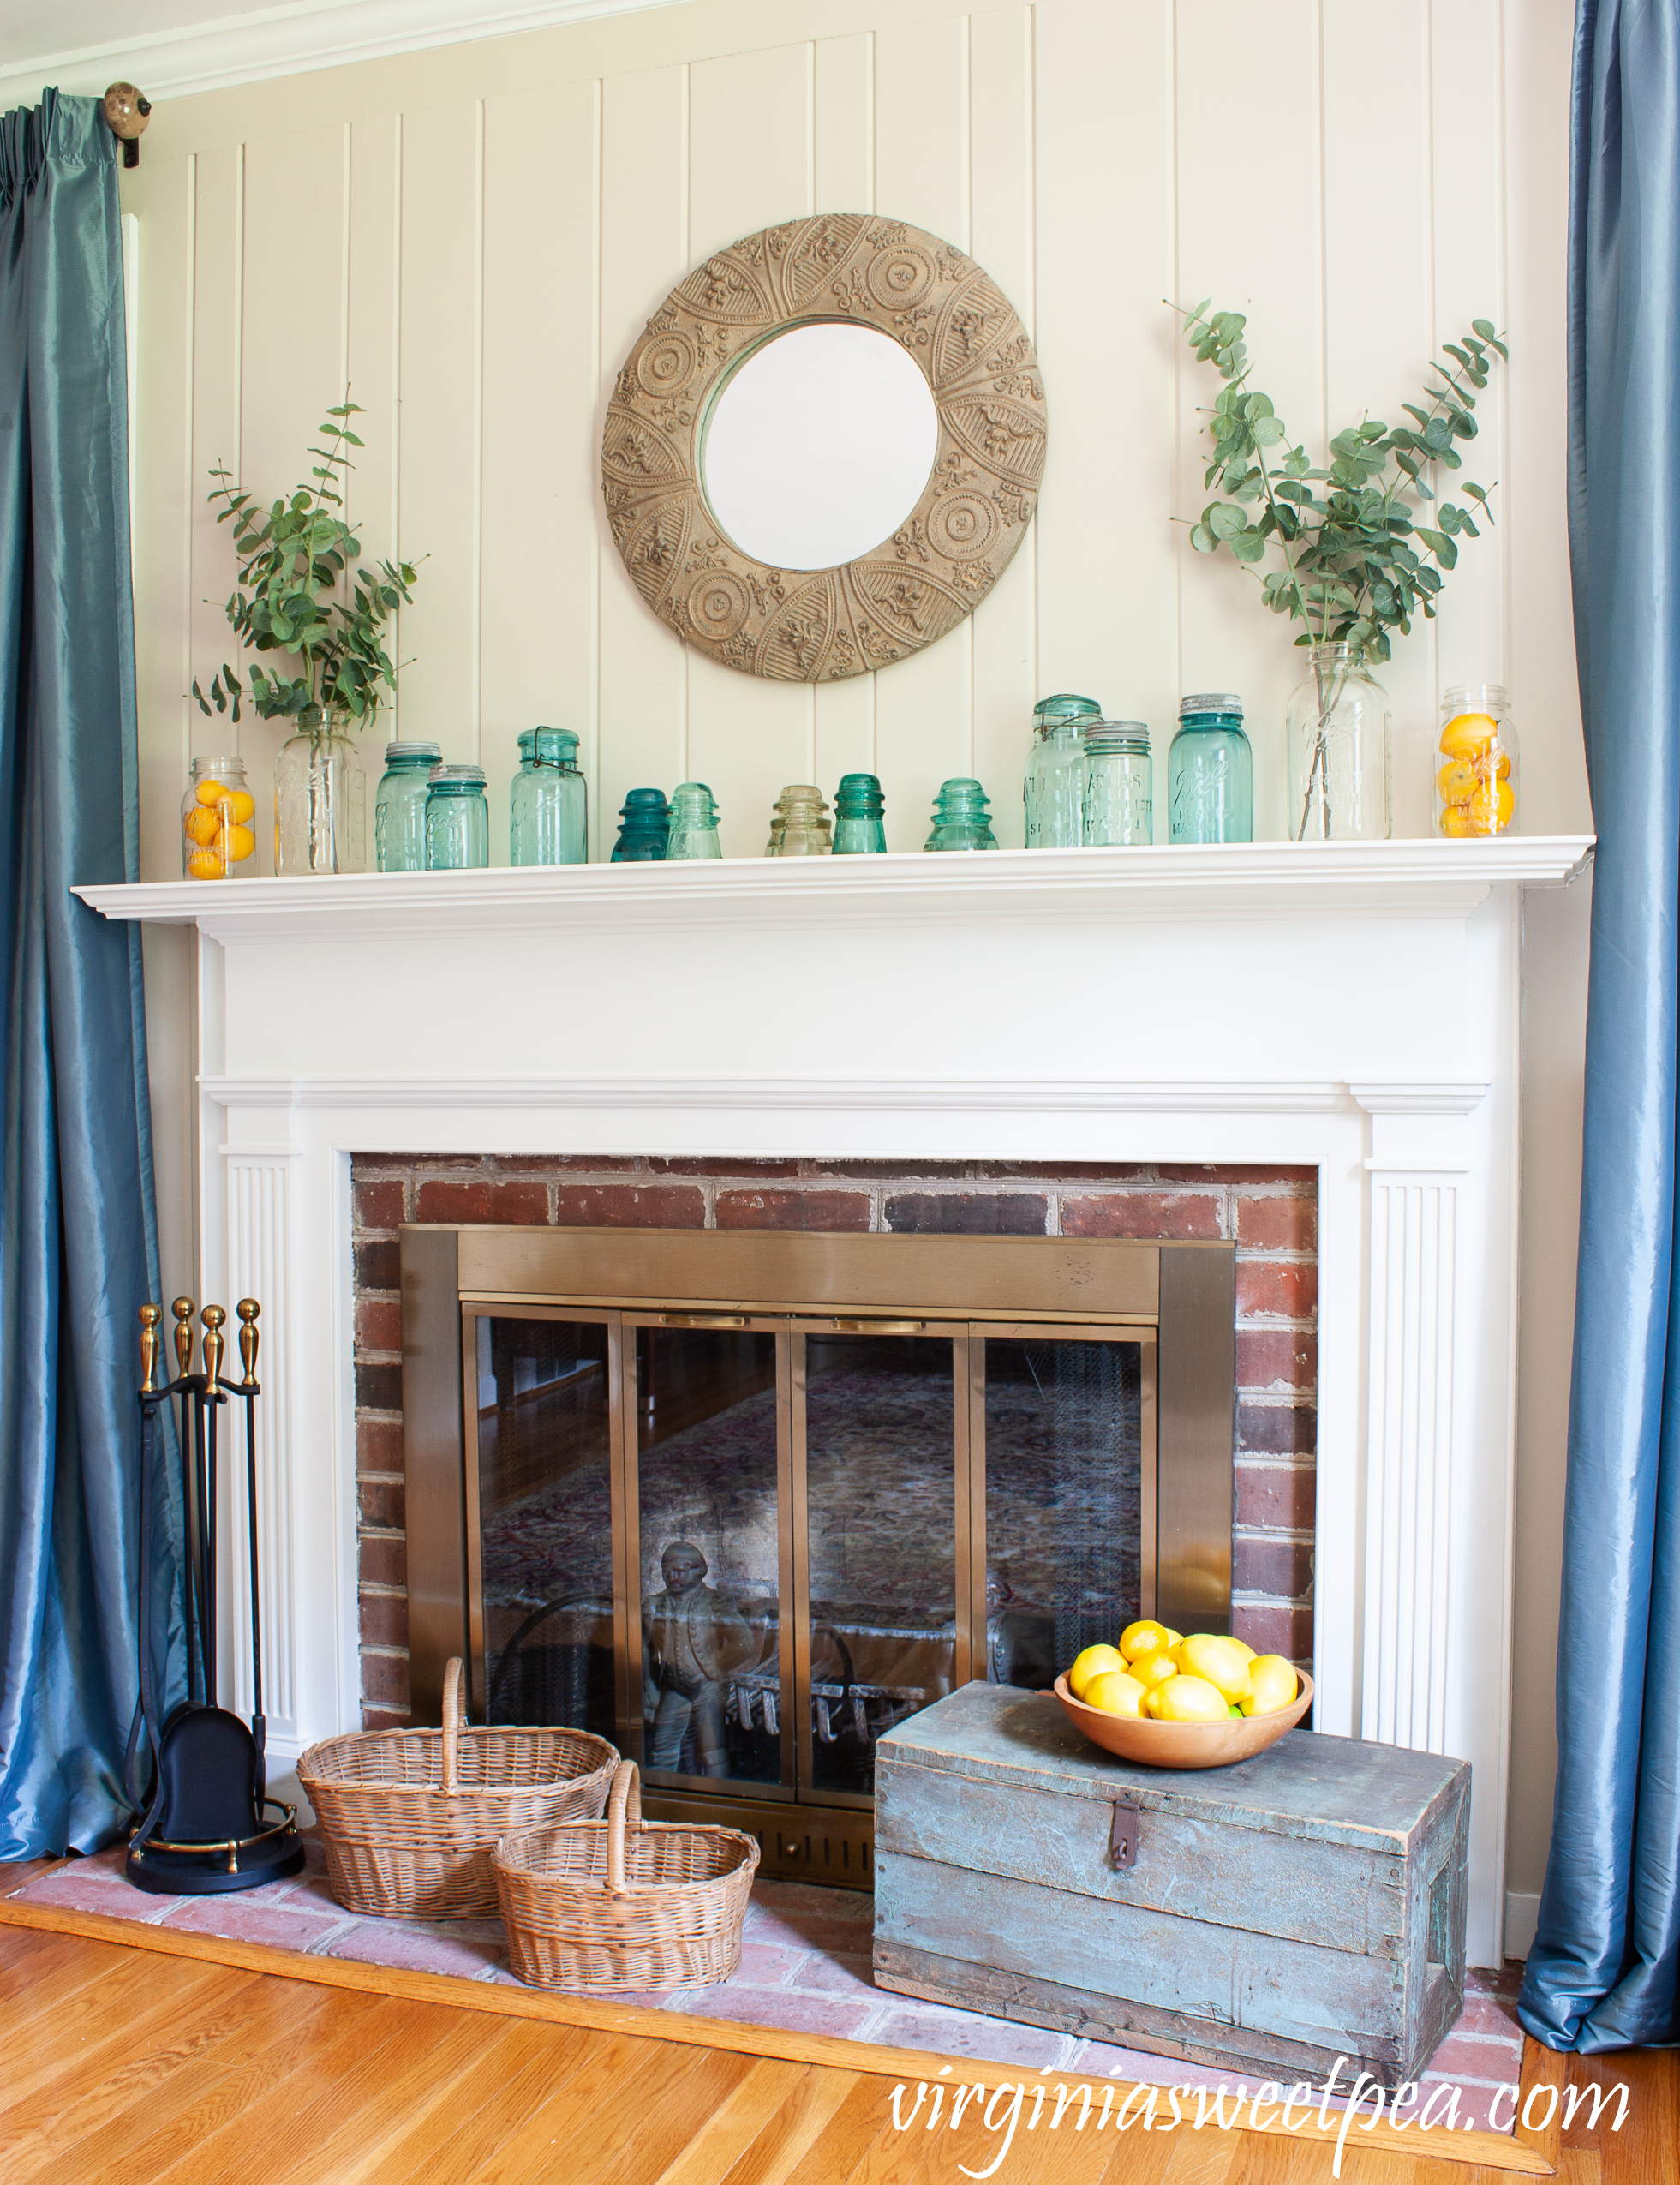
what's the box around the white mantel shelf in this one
[78,834,1593,942]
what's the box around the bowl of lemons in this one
[1054,1620,1312,1769]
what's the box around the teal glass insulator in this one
[924,777,998,852]
[832,772,887,854]
[424,764,490,870]
[1083,721,1153,846]
[510,727,587,865]
[666,781,722,859]
[374,741,441,872]
[1168,693,1253,844]
[1025,693,1099,848]
[611,787,670,861]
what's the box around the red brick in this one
[489,1154,644,1175]
[1231,1603,1313,1660]
[1237,1401,1317,1457]
[354,1237,400,1291]
[359,1477,405,1530]
[975,1162,1155,1182]
[1236,1328,1317,1392]
[359,1648,410,1706]
[359,1532,408,1588]
[361,1704,411,1733]
[356,1416,404,1476]
[1235,1260,1318,1320]
[356,1295,401,1356]
[809,1159,972,1180]
[884,1192,1048,1236]
[1155,1164,1313,1185]
[1235,1461,1317,1530]
[652,1157,802,1176]
[358,1589,410,1649]
[355,1360,403,1413]
[1231,1534,1314,1599]
[1061,1189,1223,1241]
[716,1188,871,1231]
[550,1183,706,1227]
[1235,1189,1318,1251]
[413,1179,550,1226]
[353,1179,405,1231]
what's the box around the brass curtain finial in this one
[103,83,152,169]
[201,1305,226,1398]
[236,1298,260,1388]
[139,1303,162,1394]
[171,1298,196,1378]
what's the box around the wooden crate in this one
[873,1684,1468,2090]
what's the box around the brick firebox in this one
[350,1156,1318,1732]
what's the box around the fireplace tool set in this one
[124,1296,305,1894]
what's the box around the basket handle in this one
[605,1759,640,1894]
[441,1656,466,1795]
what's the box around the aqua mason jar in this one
[833,772,888,854]
[1286,643,1391,841]
[1025,692,1099,848]
[666,781,722,859]
[424,764,490,870]
[1168,693,1253,845]
[925,777,998,852]
[611,787,670,860]
[510,727,588,866]
[374,741,441,872]
[1083,721,1153,846]
[274,719,367,875]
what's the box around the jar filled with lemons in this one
[181,756,257,880]
[1435,684,1518,837]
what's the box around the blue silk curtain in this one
[1519,0,1680,2050]
[0,92,167,1855]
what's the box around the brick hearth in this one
[350,1157,1318,1730]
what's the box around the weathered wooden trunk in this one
[873,1684,1468,2090]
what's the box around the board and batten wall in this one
[116,0,1591,1932]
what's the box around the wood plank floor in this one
[0,1921,1668,2185]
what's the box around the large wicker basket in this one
[494,1759,759,1991]
[297,1658,618,1919]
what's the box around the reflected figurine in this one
[984,1571,1056,1690]
[643,1541,754,1776]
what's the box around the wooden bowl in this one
[1053,1669,1313,1769]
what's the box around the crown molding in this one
[0,0,683,109]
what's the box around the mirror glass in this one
[701,322,939,571]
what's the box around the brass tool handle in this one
[201,1305,226,1398]
[171,1298,196,1378]
[655,1313,750,1329]
[236,1298,260,1388]
[139,1304,162,1393]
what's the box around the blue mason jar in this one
[374,740,441,871]
[425,764,490,869]
[1168,693,1253,844]
[510,727,587,865]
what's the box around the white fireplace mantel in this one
[82,833,1593,1967]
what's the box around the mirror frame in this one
[602,215,1047,682]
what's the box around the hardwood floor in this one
[0,1920,1669,2185]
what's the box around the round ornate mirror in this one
[602,215,1046,682]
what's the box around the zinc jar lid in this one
[1178,692,1243,720]
[385,740,442,762]
[427,763,487,787]
[1084,720,1151,751]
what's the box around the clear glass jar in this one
[666,781,722,859]
[1083,721,1152,847]
[510,727,587,866]
[374,741,441,872]
[925,777,998,852]
[766,785,832,856]
[1287,644,1391,841]
[181,756,257,880]
[1025,692,1100,848]
[833,772,888,854]
[1168,693,1253,845]
[611,788,670,860]
[274,722,366,876]
[1435,683,1519,836]
[424,764,490,870]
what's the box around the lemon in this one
[1085,1670,1146,1718]
[195,777,227,806]
[1227,1639,1256,1662]
[1118,1619,1173,1665]
[1178,1633,1253,1703]
[219,787,256,823]
[1439,780,1515,835]
[1132,1649,1181,1693]
[1438,753,1510,804]
[1438,710,1498,760]
[1068,1644,1125,1700]
[183,805,222,847]
[186,848,224,880]
[1240,1655,1300,1717]
[221,822,256,863]
[1151,1675,1229,1723]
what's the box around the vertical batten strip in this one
[678,62,691,786]
[181,153,198,782]
[590,75,604,863]
[390,114,404,739]
[473,99,486,762]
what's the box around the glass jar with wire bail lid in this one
[1025,692,1100,848]
[424,764,490,870]
[510,727,587,865]
[1168,692,1253,844]
[1083,721,1153,847]
[374,741,441,872]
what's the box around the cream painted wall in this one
[117,0,1593,1919]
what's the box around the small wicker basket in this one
[297,1658,618,1919]
[494,1759,760,1992]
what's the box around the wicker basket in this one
[494,1759,760,1991]
[297,1658,618,1919]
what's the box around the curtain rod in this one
[103,82,151,168]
